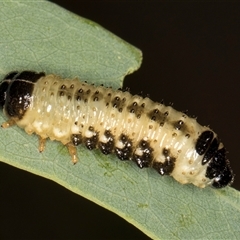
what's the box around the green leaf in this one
[0,1,240,240]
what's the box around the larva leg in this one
[66,143,78,164]
[1,119,16,128]
[38,136,47,153]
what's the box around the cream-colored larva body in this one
[0,71,234,188]
[16,74,212,187]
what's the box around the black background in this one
[1,1,240,240]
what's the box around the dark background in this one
[1,1,239,240]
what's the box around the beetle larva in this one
[0,70,234,188]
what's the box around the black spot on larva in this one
[111,96,121,108]
[133,140,154,168]
[91,90,103,102]
[202,138,219,165]
[196,131,214,155]
[75,88,86,102]
[174,120,184,130]
[205,148,234,188]
[103,91,112,106]
[152,148,176,175]
[127,101,143,118]
[98,130,115,155]
[163,148,169,156]
[14,71,45,83]
[115,134,133,160]
[71,134,82,146]
[61,84,66,89]
[185,133,190,138]
[84,127,99,150]
[111,95,127,112]
[152,161,175,176]
[147,108,166,124]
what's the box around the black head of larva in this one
[196,131,234,188]
[206,148,234,188]
[0,71,19,107]
[0,71,45,118]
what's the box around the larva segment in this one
[0,71,234,188]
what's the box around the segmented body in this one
[0,71,234,188]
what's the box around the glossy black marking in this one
[133,140,153,168]
[99,130,115,155]
[91,90,103,102]
[75,87,87,102]
[1,71,44,112]
[71,134,82,146]
[196,131,214,155]
[115,134,133,160]
[61,84,66,89]
[116,96,127,112]
[15,71,45,83]
[0,81,9,107]
[147,108,166,124]
[103,91,112,107]
[202,138,219,165]
[84,127,99,150]
[185,133,190,138]
[153,159,176,176]
[174,120,184,131]
[206,148,234,188]
[111,96,120,108]
[3,71,19,80]
[59,91,64,97]
[5,80,34,118]
[127,101,143,118]
[152,148,176,175]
